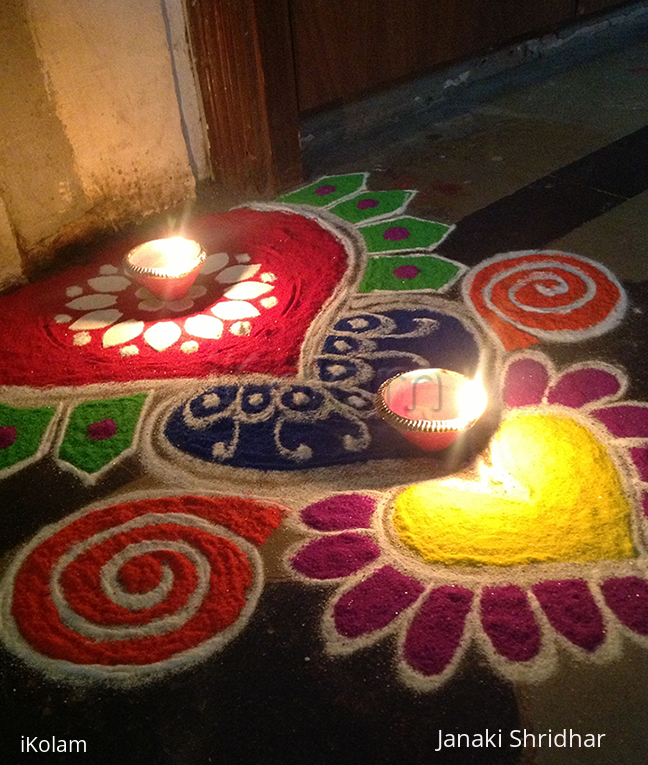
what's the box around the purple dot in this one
[0,426,17,449]
[315,185,336,196]
[393,265,421,280]
[87,418,117,441]
[357,198,379,210]
[383,226,410,241]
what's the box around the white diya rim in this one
[375,369,484,434]
[124,238,206,280]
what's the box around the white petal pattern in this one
[143,321,181,351]
[66,286,83,298]
[187,285,207,298]
[138,297,166,312]
[166,296,195,312]
[230,321,251,336]
[200,252,229,275]
[210,301,260,321]
[102,319,145,348]
[184,314,224,339]
[181,340,199,354]
[216,264,261,284]
[69,309,123,331]
[66,294,117,311]
[73,332,91,346]
[88,275,131,292]
[223,281,273,300]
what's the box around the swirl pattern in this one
[0,494,282,682]
[462,250,627,350]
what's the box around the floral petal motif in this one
[278,172,367,207]
[630,446,648,482]
[546,367,622,408]
[138,297,165,312]
[333,566,424,639]
[480,585,541,662]
[166,296,195,312]
[403,586,473,676]
[591,404,648,438]
[301,494,376,531]
[87,275,131,292]
[200,252,229,274]
[187,285,207,298]
[290,533,380,579]
[69,309,123,331]
[230,321,251,336]
[532,579,604,652]
[57,393,149,481]
[0,402,57,475]
[600,577,648,635]
[223,282,274,300]
[102,320,144,348]
[66,294,117,311]
[359,217,452,254]
[216,264,261,283]
[331,189,415,225]
[358,253,463,294]
[503,357,549,408]
[210,301,260,321]
[143,321,181,351]
[185,315,224,340]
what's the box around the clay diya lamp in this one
[124,237,206,301]
[376,368,487,451]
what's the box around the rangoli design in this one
[286,352,648,690]
[0,392,151,484]
[55,393,151,483]
[151,302,482,474]
[0,170,643,693]
[0,209,350,387]
[0,402,60,478]
[0,493,283,683]
[462,250,627,351]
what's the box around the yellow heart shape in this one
[392,411,635,567]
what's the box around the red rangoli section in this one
[10,495,282,668]
[0,209,348,387]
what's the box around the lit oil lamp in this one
[376,369,487,451]
[123,237,206,301]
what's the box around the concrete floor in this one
[301,31,648,765]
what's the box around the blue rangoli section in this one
[163,308,481,470]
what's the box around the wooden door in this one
[186,1,628,196]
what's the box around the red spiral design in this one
[464,251,626,351]
[2,495,282,678]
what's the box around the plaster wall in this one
[0,0,197,289]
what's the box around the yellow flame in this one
[455,372,488,423]
[129,237,203,277]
